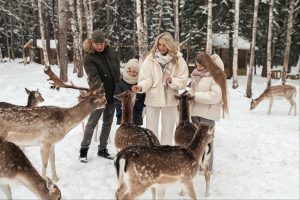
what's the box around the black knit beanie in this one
[91,30,105,43]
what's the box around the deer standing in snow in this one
[174,91,213,197]
[0,138,61,200]
[250,85,297,115]
[0,88,44,108]
[114,90,159,152]
[114,123,213,200]
[0,67,107,181]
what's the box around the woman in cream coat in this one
[132,32,189,145]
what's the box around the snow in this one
[0,60,299,199]
[212,33,256,50]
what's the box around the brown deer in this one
[114,90,159,152]
[0,88,44,108]
[114,123,213,200]
[0,67,107,181]
[250,85,297,115]
[174,91,213,197]
[0,138,61,200]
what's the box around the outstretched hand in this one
[132,85,142,93]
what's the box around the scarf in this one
[154,51,173,90]
[191,68,210,89]
[122,70,138,85]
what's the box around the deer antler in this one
[44,66,90,92]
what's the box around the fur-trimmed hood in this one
[82,38,109,54]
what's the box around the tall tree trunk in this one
[18,2,25,65]
[136,0,147,61]
[83,0,92,37]
[44,3,51,65]
[58,0,68,81]
[38,0,50,67]
[174,0,179,44]
[282,0,296,85]
[246,0,259,98]
[69,0,83,77]
[266,0,274,87]
[52,0,60,66]
[76,0,83,59]
[133,1,137,58]
[9,0,15,60]
[206,0,213,54]
[228,0,234,79]
[232,0,240,89]
[0,47,2,60]
[143,0,148,50]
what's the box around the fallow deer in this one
[0,88,44,108]
[0,138,61,200]
[114,90,159,152]
[250,85,297,115]
[0,67,107,181]
[114,124,213,200]
[174,91,213,197]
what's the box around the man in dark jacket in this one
[79,30,120,162]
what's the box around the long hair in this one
[195,51,229,114]
[150,32,179,68]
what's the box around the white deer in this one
[0,138,61,200]
[250,85,297,115]
[0,67,107,181]
[0,88,44,108]
[114,123,213,200]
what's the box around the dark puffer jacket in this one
[114,79,145,125]
[83,40,120,103]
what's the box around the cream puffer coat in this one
[138,53,189,107]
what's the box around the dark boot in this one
[79,147,89,163]
[97,148,114,160]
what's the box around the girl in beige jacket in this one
[132,32,189,145]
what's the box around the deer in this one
[174,91,213,197]
[0,88,44,108]
[0,138,61,200]
[250,85,297,115]
[114,90,160,152]
[0,67,107,182]
[114,123,213,200]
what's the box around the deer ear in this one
[25,88,30,94]
[174,95,180,100]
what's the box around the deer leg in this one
[157,187,166,200]
[268,98,274,114]
[182,179,197,200]
[121,183,148,200]
[151,187,156,200]
[49,145,59,182]
[40,143,52,179]
[0,184,12,200]
[204,167,211,197]
[115,181,127,200]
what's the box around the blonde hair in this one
[150,32,180,68]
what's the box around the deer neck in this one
[254,92,268,105]
[179,101,190,123]
[188,126,210,162]
[121,100,133,124]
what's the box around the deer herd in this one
[0,66,297,200]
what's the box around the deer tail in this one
[115,157,127,183]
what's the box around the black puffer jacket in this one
[83,41,120,103]
[114,79,145,125]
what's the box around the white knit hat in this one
[125,59,139,72]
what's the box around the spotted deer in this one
[174,91,213,197]
[114,90,159,152]
[0,88,44,108]
[0,138,61,200]
[0,67,107,181]
[114,123,213,200]
[250,85,297,115]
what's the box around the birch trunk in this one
[206,0,213,54]
[246,0,259,98]
[38,0,50,67]
[9,0,15,60]
[266,0,274,87]
[4,14,10,61]
[232,0,240,89]
[174,0,179,44]
[52,0,60,66]
[136,0,147,61]
[18,2,25,65]
[282,0,296,85]
[143,0,148,50]
[58,0,68,81]
[76,0,83,59]
[0,47,2,60]
[83,0,92,37]
[69,0,83,77]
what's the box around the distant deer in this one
[0,88,44,108]
[174,91,213,197]
[0,67,107,181]
[250,85,297,115]
[0,138,61,200]
[114,124,213,200]
[114,90,159,152]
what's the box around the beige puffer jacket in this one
[138,53,189,107]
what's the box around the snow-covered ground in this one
[0,61,299,199]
